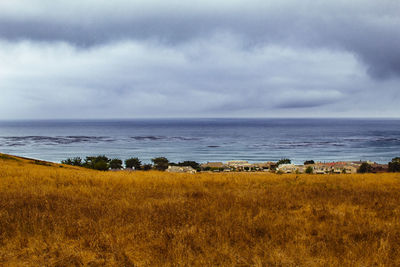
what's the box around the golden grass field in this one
[1,153,400,266]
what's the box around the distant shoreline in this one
[0,151,395,166]
[2,117,400,122]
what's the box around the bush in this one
[93,160,109,171]
[358,162,372,173]
[304,160,315,165]
[388,157,400,172]
[151,157,169,171]
[125,157,141,170]
[61,157,83,167]
[142,164,152,171]
[277,159,291,166]
[84,155,110,171]
[269,164,277,171]
[110,159,123,170]
[305,166,314,174]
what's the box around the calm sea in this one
[0,118,399,164]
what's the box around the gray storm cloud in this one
[0,0,399,119]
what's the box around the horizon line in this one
[1,116,400,122]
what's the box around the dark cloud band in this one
[0,1,399,119]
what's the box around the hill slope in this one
[1,153,400,266]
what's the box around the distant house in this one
[313,163,332,174]
[343,165,357,174]
[277,164,299,173]
[295,165,306,173]
[352,160,375,165]
[226,160,253,171]
[166,166,197,174]
[332,168,342,174]
[200,162,225,168]
[200,162,228,171]
[311,162,359,174]
[227,160,249,166]
[253,162,275,171]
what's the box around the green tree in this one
[151,157,169,171]
[357,162,372,173]
[110,158,123,170]
[304,160,315,165]
[388,157,400,172]
[61,157,83,166]
[277,158,291,166]
[142,164,152,171]
[93,160,109,171]
[305,166,314,174]
[84,155,110,171]
[125,157,141,170]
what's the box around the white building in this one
[166,166,197,174]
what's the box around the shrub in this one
[151,157,169,171]
[142,164,152,171]
[84,155,110,171]
[269,164,277,171]
[277,159,291,166]
[304,160,315,165]
[93,160,109,171]
[125,157,141,170]
[61,157,83,166]
[0,154,20,161]
[305,166,314,174]
[358,162,373,173]
[388,157,400,172]
[110,159,123,170]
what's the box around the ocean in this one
[0,118,399,164]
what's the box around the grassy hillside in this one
[1,153,400,266]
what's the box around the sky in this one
[0,0,399,119]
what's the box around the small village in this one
[60,154,399,174]
[166,160,390,174]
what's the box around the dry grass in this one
[1,153,400,266]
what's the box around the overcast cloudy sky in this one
[0,0,399,119]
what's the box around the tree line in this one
[61,156,200,171]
